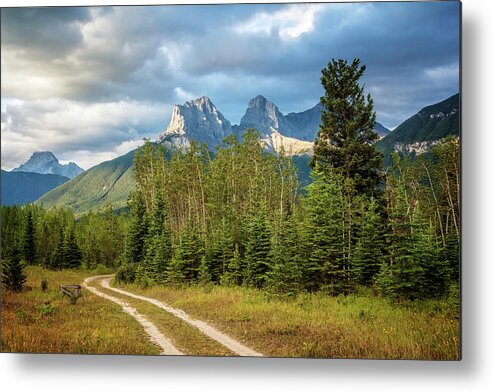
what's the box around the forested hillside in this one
[36,149,135,214]
[1,170,69,206]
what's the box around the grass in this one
[1,266,159,355]
[115,282,460,360]
[1,266,460,359]
[88,277,234,356]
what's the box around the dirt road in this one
[84,275,263,357]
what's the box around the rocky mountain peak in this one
[29,151,59,164]
[239,95,289,136]
[12,151,84,179]
[157,96,232,149]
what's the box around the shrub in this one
[115,263,137,284]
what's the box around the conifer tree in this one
[222,244,242,286]
[23,210,36,265]
[2,243,26,292]
[266,213,302,297]
[140,190,172,284]
[49,228,65,270]
[413,216,449,299]
[198,255,212,286]
[243,204,271,288]
[166,245,186,285]
[302,169,345,294]
[180,223,204,282]
[65,229,82,269]
[124,191,148,265]
[352,197,385,286]
[312,58,383,199]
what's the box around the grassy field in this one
[115,282,460,360]
[1,266,159,355]
[1,266,460,359]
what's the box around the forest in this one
[1,59,460,304]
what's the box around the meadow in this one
[1,266,159,355]
[2,266,459,359]
[115,282,460,360]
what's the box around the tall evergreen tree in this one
[124,191,148,265]
[352,197,385,286]
[2,243,26,292]
[139,190,172,284]
[312,58,383,198]
[222,244,242,286]
[243,204,271,288]
[302,169,345,294]
[23,210,36,265]
[180,223,204,282]
[266,213,302,297]
[65,229,82,269]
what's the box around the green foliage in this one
[198,255,212,286]
[2,244,26,292]
[312,58,383,198]
[243,204,271,288]
[352,197,385,286]
[266,213,303,297]
[115,263,137,284]
[23,210,37,265]
[124,191,148,265]
[302,169,345,294]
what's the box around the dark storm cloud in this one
[1,7,91,57]
[1,2,460,169]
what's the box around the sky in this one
[0,1,460,171]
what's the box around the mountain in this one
[376,93,459,163]
[35,95,397,214]
[284,102,324,141]
[36,149,135,215]
[13,151,84,179]
[373,122,391,138]
[157,96,233,150]
[234,95,313,155]
[1,170,69,206]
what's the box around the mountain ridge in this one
[158,95,390,155]
[35,93,458,215]
[376,93,459,163]
[1,170,70,206]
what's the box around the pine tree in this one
[198,255,212,286]
[352,197,385,286]
[166,246,186,285]
[413,216,449,299]
[302,169,345,294]
[49,228,65,270]
[140,190,172,284]
[266,213,302,297]
[243,204,271,288]
[180,224,204,283]
[2,244,26,292]
[312,58,383,199]
[124,191,148,264]
[23,210,36,265]
[222,244,242,286]
[65,229,82,269]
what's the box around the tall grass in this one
[118,282,460,360]
[1,266,159,355]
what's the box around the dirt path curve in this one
[99,277,263,357]
[83,275,183,356]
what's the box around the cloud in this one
[235,4,324,40]
[1,2,460,168]
[1,98,168,170]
